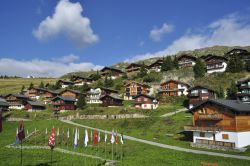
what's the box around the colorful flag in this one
[93,129,98,145]
[15,127,20,144]
[84,129,89,147]
[98,131,101,142]
[120,133,124,144]
[48,127,55,149]
[18,121,25,141]
[104,132,107,143]
[110,129,115,144]
[115,129,119,145]
[74,128,78,149]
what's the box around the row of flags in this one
[48,127,124,149]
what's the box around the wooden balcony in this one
[198,114,223,120]
[184,126,223,132]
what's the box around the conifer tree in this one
[81,83,89,92]
[137,62,147,77]
[76,94,86,109]
[193,58,205,78]
[217,86,225,99]
[39,81,44,88]
[245,60,250,72]
[226,56,244,73]
[173,56,179,69]
[227,81,237,99]
[161,56,173,71]
[20,85,25,94]
[29,82,34,89]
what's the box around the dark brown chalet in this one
[133,94,159,110]
[100,67,124,79]
[0,98,9,111]
[158,80,190,97]
[225,48,250,60]
[24,101,45,112]
[187,86,216,109]
[72,76,93,85]
[4,94,31,110]
[100,87,119,95]
[148,59,163,72]
[184,99,250,149]
[100,94,123,107]
[58,80,74,88]
[236,78,250,104]
[59,89,85,101]
[25,87,58,100]
[125,63,142,74]
[52,96,76,111]
[204,55,228,74]
[177,55,197,68]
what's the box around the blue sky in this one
[0,0,250,77]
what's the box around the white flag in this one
[57,128,60,136]
[67,129,70,138]
[84,129,89,147]
[74,128,78,149]
[111,129,115,144]
[98,131,101,142]
[77,128,80,140]
[120,133,124,144]
[27,129,29,135]
[104,132,107,143]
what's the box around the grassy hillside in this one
[0,78,57,94]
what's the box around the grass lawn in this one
[0,78,57,94]
[1,119,250,165]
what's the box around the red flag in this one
[18,121,25,141]
[115,129,119,145]
[48,127,55,149]
[93,129,98,145]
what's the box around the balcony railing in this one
[198,114,223,120]
[184,126,223,132]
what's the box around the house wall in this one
[61,91,78,99]
[207,62,227,74]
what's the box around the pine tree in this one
[29,82,34,89]
[161,56,173,71]
[90,71,101,81]
[80,83,89,93]
[226,56,244,73]
[20,85,25,94]
[245,60,250,72]
[227,81,237,99]
[217,86,225,99]
[173,56,179,69]
[193,58,206,78]
[76,94,86,109]
[54,81,61,90]
[39,81,44,88]
[137,62,147,77]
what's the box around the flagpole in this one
[20,140,23,166]
[112,143,114,161]
[51,149,53,166]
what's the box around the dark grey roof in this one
[52,96,76,102]
[190,99,250,113]
[187,85,215,92]
[26,101,45,107]
[133,94,157,100]
[100,94,123,101]
[59,80,74,84]
[0,98,9,106]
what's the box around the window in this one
[222,134,229,140]
[200,132,205,137]
[201,89,208,93]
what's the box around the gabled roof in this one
[60,89,83,95]
[190,99,250,113]
[100,94,123,101]
[177,55,197,61]
[26,101,45,107]
[73,76,93,81]
[100,67,124,73]
[236,78,250,85]
[148,59,163,68]
[5,94,30,100]
[226,48,249,55]
[100,87,119,93]
[0,98,9,106]
[58,80,74,85]
[160,79,190,87]
[125,81,151,88]
[52,96,76,102]
[133,94,157,100]
[204,55,228,62]
[187,85,215,92]
[125,63,142,69]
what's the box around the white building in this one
[87,88,103,104]
[204,55,228,74]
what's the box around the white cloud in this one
[56,54,79,63]
[33,0,99,47]
[0,56,103,77]
[128,14,250,62]
[149,23,174,42]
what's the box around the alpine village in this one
[1,46,250,166]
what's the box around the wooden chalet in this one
[59,89,85,101]
[177,55,197,68]
[0,98,9,111]
[51,96,76,111]
[187,86,216,109]
[236,78,250,104]
[204,55,228,74]
[125,63,142,74]
[58,80,74,88]
[86,87,119,104]
[133,94,159,110]
[72,76,93,85]
[225,48,250,60]
[24,101,45,112]
[124,81,151,100]
[100,67,124,79]
[4,94,31,110]
[184,99,250,149]
[25,87,58,103]
[148,59,163,72]
[158,80,190,97]
[100,94,123,107]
